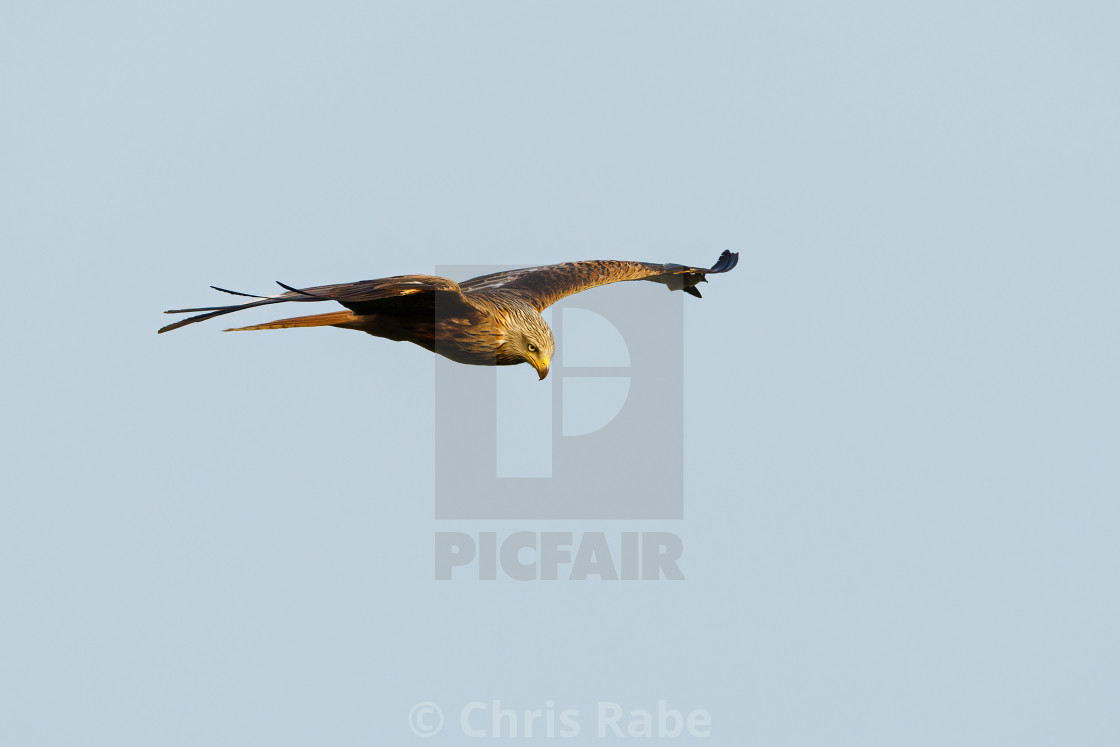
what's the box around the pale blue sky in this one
[2,2,1118,745]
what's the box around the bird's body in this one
[160,251,739,379]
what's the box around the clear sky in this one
[2,1,1118,745]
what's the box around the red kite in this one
[160,251,739,380]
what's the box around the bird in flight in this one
[160,251,739,380]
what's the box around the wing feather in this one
[159,274,469,333]
[459,250,738,310]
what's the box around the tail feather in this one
[224,310,358,332]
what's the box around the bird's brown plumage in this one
[159,251,739,379]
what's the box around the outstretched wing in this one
[158,275,469,333]
[459,250,738,311]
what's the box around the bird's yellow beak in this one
[535,357,550,381]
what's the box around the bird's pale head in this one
[515,313,555,380]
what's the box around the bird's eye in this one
[527,343,537,352]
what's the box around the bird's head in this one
[515,313,555,380]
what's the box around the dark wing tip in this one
[158,317,197,334]
[684,286,703,298]
[211,285,267,299]
[275,281,322,298]
[164,305,231,314]
[709,250,739,274]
